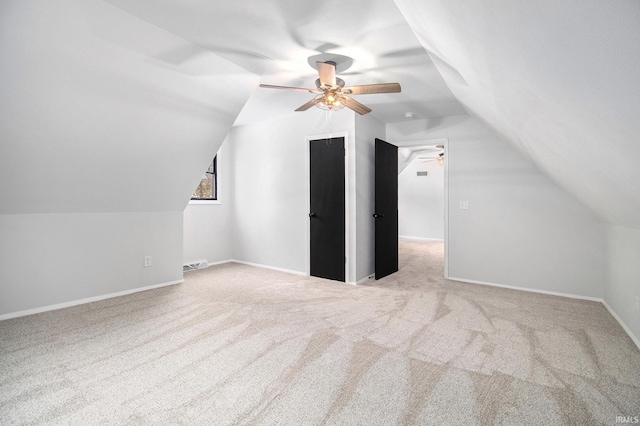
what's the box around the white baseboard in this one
[399,236,444,242]
[229,259,370,285]
[183,259,233,269]
[602,300,640,351]
[0,279,184,321]
[206,259,234,266]
[447,276,640,351]
[349,274,375,286]
[446,276,602,302]
[230,259,306,277]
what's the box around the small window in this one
[191,156,217,200]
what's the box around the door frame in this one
[397,138,449,278]
[305,131,350,283]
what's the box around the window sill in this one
[189,200,221,205]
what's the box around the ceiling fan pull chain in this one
[326,109,333,139]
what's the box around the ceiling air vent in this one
[417,171,428,176]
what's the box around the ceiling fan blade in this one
[342,83,401,95]
[341,96,372,115]
[295,98,318,112]
[259,84,320,93]
[316,61,336,87]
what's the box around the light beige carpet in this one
[1,239,639,425]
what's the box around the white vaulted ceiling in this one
[393,0,640,228]
[103,0,640,229]
[5,0,637,229]
[101,0,466,126]
[0,1,259,214]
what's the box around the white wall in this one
[353,114,386,282]
[185,111,385,283]
[228,111,355,276]
[0,212,182,317]
[398,158,444,240]
[388,115,605,298]
[0,1,256,317]
[604,224,640,345]
[183,144,234,265]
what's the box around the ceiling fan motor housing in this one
[316,77,345,90]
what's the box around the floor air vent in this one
[183,260,209,272]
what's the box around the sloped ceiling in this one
[102,0,465,126]
[398,145,443,174]
[0,0,258,214]
[103,0,640,229]
[3,0,637,229]
[393,0,640,229]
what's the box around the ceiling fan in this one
[419,145,445,165]
[259,61,401,115]
[420,153,445,165]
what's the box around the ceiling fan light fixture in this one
[314,93,345,111]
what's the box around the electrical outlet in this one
[144,256,152,267]
[459,200,470,210]
[635,296,640,314]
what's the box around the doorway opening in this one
[396,139,449,277]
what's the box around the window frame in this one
[189,148,221,205]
